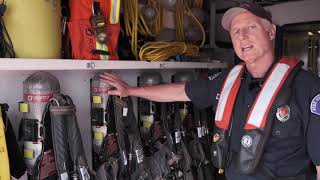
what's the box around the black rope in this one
[0,0,15,58]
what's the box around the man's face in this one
[229,12,276,65]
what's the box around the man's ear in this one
[269,24,276,40]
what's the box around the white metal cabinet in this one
[0,58,227,169]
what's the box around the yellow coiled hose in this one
[139,41,199,61]
[124,0,139,58]
[124,0,163,58]
[124,0,204,61]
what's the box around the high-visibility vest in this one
[68,0,121,60]
[211,57,302,174]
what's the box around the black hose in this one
[0,1,15,58]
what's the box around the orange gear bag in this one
[68,0,121,60]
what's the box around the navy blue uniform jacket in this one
[185,64,320,179]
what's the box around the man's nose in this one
[239,28,249,40]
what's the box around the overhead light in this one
[318,30,320,34]
[308,32,314,36]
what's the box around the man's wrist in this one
[127,86,137,97]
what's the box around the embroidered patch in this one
[310,94,320,116]
[241,135,253,148]
[209,72,221,80]
[276,105,290,122]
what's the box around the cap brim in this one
[221,7,248,31]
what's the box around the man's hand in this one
[99,72,131,97]
[100,72,190,102]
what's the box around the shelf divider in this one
[0,58,227,70]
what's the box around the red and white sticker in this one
[92,87,110,94]
[24,93,53,102]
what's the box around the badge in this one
[213,133,220,142]
[241,135,253,148]
[276,105,290,122]
[310,94,320,116]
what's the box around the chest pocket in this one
[271,104,302,138]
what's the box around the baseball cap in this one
[221,3,272,31]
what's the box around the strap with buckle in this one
[91,1,107,44]
[20,119,43,142]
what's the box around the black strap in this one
[1,105,27,178]
[93,1,101,14]
[92,49,110,55]
[20,118,39,142]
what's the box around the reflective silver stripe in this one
[247,63,290,127]
[92,2,94,14]
[92,2,109,60]
[60,172,68,180]
[110,0,120,24]
[96,43,109,60]
[215,65,243,121]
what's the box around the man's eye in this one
[249,25,256,29]
[233,30,240,35]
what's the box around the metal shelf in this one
[0,58,227,70]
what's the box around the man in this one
[100,3,320,180]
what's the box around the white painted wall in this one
[0,69,189,179]
[215,0,320,42]
[265,0,320,26]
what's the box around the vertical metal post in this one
[210,0,217,48]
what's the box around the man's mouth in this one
[241,45,253,52]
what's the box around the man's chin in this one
[241,57,256,64]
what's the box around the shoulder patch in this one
[209,72,221,80]
[310,94,320,116]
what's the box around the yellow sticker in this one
[19,102,29,113]
[218,169,224,174]
[143,121,152,129]
[94,132,104,140]
[92,96,102,104]
[24,149,34,159]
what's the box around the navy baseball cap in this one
[221,3,272,31]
